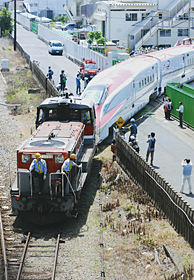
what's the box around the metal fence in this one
[116,133,194,248]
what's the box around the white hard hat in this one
[131,118,135,122]
[130,136,135,140]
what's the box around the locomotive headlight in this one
[22,154,30,163]
[55,155,64,163]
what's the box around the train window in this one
[152,74,154,80]
[142,80,144,87]
[69,109,79,120]
[144,78,146,85]
[133,81,135,88]
[190,59,191,64]
[192,58,194,63]
[150,75,152,82]
[48,109,58,120]
[147,76,149,83]
[139,82,141,89]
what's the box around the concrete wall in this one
[38,24,108,70]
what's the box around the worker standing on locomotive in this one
[29,153,47,194]
[61,154,81,194]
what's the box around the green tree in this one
[96,37,105,45]
[59,15,70,24]
[87,31,95,44]
[0,7,13,34]
[52,15,58,22]
[94,31,102,41]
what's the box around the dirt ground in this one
[1,37,194,279]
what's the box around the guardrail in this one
[116,133,194,249]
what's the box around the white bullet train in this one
[82,39,194,143]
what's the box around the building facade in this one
[94,0,194,50]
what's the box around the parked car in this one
[48,40,63,55]
[79,25,97,32]
[61,23,76,31]
[55,21,63,29]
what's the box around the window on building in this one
[34,3,38,7]
[159,13,162,19]
[178,13,189,20]
[160,29,171,37]
[178,29,189,37]
[126,13,137,21]
[142,13,149,20]
[141,29,149,37]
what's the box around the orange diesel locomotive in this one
[11,121,96,224]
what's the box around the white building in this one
[20,0,68,18]
[94,0,194,50]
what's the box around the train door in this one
[132,80,136,113]
[81,107,95,144]
[182,54,186,78]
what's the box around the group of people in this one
[163,94,173,120]
[120,111,192,195]
[29,153,81,194]
[47,66,89,96]
[120,118,156,166]
[163,94,184,128]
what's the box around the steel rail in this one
[51,231,61,280]
[0,210,8,280]
[16,231,31,280]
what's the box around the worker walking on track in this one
[29,153,47,194]
[61,154,81,194]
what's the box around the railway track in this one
[16,225,62,280]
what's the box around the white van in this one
[55,21,62,29]
[48,40,63,55]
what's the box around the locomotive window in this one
[81,110,92,125]
[69,109,79,120]
[48,109,58,120]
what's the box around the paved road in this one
[125,97,194,209]
[16,24,84,94]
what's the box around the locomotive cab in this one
[35,96,96,145]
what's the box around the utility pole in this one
[104,11,107,52]
[14,0,16,51]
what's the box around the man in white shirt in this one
[180,158,193,194]
[176,101,184,128]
